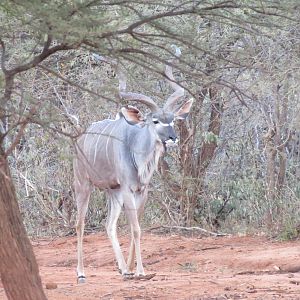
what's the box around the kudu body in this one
[74,49,192,282]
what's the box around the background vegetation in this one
[1,0,300,240]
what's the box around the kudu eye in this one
[153,120,159,124]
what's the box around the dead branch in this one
[148,225,228,237]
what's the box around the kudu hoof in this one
[77,275,86,284]
[122,272,135,280]
[134,273,156,281]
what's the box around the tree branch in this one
[4,106,38,157]
[37,65,118,104]
[0,38,7,73]
[6,37,79,77]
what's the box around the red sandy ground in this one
[1,232,300,299]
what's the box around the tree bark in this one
[0,148,47,300]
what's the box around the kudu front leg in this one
[127,237,135,273]
[127,202,146,273]
[124,194,145,277]
[128,216,144,276]
[106,194,128,275]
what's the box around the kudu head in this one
[105,46,193,148]
[120,100,193,148]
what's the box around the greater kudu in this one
[74,48,193,282]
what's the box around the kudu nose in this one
[167,134,178,146]
[168,127,177,142]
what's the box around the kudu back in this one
[74,49,193,282]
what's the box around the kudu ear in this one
[174,98,193,120]
[121,106,145,125]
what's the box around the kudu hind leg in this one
[75,184,91,283]
[106,192,128,275]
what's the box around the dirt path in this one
[1,232,300,299]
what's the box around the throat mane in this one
[136,141,164,185]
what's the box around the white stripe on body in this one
[105,121,119,167]
[93,122,111,164]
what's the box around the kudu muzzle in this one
[162,127,178,149]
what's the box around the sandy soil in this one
[1,232,300,299]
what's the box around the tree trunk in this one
[178,87,223,226]
[263,83,290,206]
[265,140,276,204]
[197,87,222,176]
[0,149,47,300]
